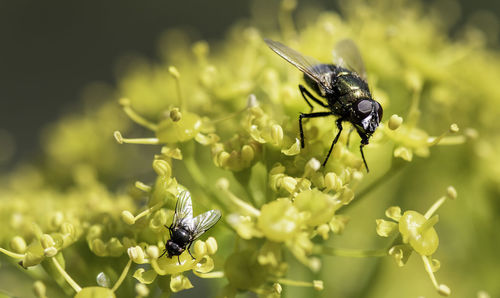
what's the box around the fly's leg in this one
[346,127,354,147]
[299,112,333,148]
[322,118,344,167]
[187,242,195,260]
[299,85,328,112]
[177,255,181,265]
[357,132,370,172]
[159,248,168,258]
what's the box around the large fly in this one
[264,38,383,172]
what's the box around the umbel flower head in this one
[376,186,457,296]
[2,0,500,296]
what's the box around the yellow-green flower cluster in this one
[1,0,500,297]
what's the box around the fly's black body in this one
[160,191,221,263]
[264,38,383,172]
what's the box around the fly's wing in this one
[264,38,332,91]
[172,190,194,229]
[333,39,367,81]
[190,209,222,240]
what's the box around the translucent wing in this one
[333,39,367,81]
[191,209,222,240]
[172,190,194,228]
[264,38,332,91]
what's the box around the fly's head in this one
[352,98,383,142]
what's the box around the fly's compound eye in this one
[356,99,373,118]
[376,102,383,120]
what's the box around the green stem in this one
[316,246,387,257]
[51,257,82,293]
[192,271,225,279]
[0,247,25,259]
[111,259,132,292]
[277,278,314,288]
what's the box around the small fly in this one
[264,38,383,172]
[160,190,221,263]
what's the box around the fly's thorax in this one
[171,227,191,244]
[334,72,371,101]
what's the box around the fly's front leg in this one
[299,85,328,112]
[323,118,344,166]
[299,111,333,148]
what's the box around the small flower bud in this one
[316,224,330,240]
[324,172,342,192]
[309,257,322,272]
[449,123,459,133]
[388,114,403,130]
[170,273,194,293]
[121,210,136,225]
[313,280,324,291]
[146,245,160,259]
[218,151,231,167]
[281,176,298,193]
[91,239,107,256]
[119,97,131,107]
[306,158,321,173]
[113,131,124,144]
[128,246,146,263]
[170,108,182,122]
[446,186,457,200]
[394,146,413,161]
[33,281,46,298]
[247,94,259,108]
[60,223,75,237]
[271,124,284,145]
[96,272,111,288]
[10,236,27,253]
[281,138,301,156]
[43,247,57,257]
[273,283,282,294]
[376,219,398,237]
[168,66,180,78]
[40,234,55,250]
[241,145,255,162]
[152,159,171,177]
[135,283,150,297]
[108,238,124,256]
[205,237,218,255]
[51,212,64,229]
[437,284,451,296]
[194,240,207,257]
[385,206,402,221]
